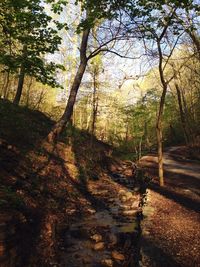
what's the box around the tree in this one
[46,0,199,153]
[47,0,132,141]
[0,0,64,104]
[125,1,194,185]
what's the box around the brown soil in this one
[139,146,200,267]
[0,101,144,267]
[0,134,141,267]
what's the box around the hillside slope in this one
[0,100,141,267]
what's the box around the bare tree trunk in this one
[13,45,27,105]
[91,75,99,136]
[2,71,10,99]
[13,65,25,105]
[138,136,142,160]
[175,82,190,144]
[125,122,129,143]
[47,28,90,142]
[169,124,177,142]
[79,108,83,128]
[156,41,167,187]
[86,96,92,131]
[156,95,165,187]
[187,30,200,60]
[144,121,151,150]
[34,89,46,110]
[172,65,189,142]
[26,76,33,107]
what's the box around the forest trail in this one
[139,146,200,267]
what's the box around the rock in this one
[122,210,137,216]
[109,233,118,245]
[134,187,140,192]
[119,189,126,195]
[125,192,133,200]
[91,234,102,242]
[131,202,139,209]
[101,259,113,267]
[121,196,127,202]
[93,242,104,250]
[87,208,96,214]
[111,250,125,261]
[120,204,131,211]
[65,208,76,215]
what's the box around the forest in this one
[0,0,200,267]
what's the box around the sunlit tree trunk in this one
[26,76,33,107]
[173,71,190,144]
[91,73,99,136]
[2,70,10,99]
[125,121,129,143]
[79,108,83,129]
[13,65,26,105]
[156,41,167,187]
[186,28,200,61]
[13,45,27,105]
[47,28,90,142]
[86,97,92,131]
[144,121,151,150]
[138,136,143,160]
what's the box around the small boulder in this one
[123,210,137,216]
[120,196,127,202]
[125,192,133,200]
[91,234,102,242]
[101,259,113,267]
[93,242,104,250]
[112,251,125,261]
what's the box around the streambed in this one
[59,172,144,267]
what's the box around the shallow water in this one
[59,174,142,267]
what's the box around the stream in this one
[58,171,146,267]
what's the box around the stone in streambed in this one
[122,210,137,216]
[119,189,126,195]
[120,196,127,202]
[125,192,133,200]
[91,233,102,242]
[101,259,113,267]
[93,242,104,250]
[112,250,125,261]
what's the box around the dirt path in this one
[139,146,200,267]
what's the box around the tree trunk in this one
[86,96,92,131]
[156,117,165,186]
[188,30,200,60]
[138,136,142,160]
[47,28,90,142]
[13,45,27,105]
[13,65,26,105]
[2,70,10,99]
[26,76,33,107]
[144,121,150,150]
[125,122,129,143]
[175,82,190,144]
[91,75,98,136]
[172,64,191,144]
[156,41,168,187]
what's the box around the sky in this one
[45,0,200,106]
